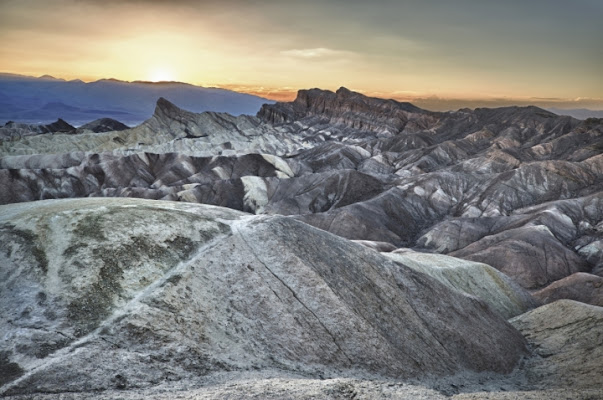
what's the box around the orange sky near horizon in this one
[1,0,602,109]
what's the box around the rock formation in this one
[1,90,601,293]
[0,119,75,140]
[533,272,603,306]
[382,250,538,319]
[0,198,526,395]
[509,300,603,390]
[75,118,130,134]
[1,87,602,398]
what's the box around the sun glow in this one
[148,67,175,82]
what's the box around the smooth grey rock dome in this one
[0,198,526,395]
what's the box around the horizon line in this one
[1,71,602,111]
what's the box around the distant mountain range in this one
[546,107,603,120]
[0,73,273,126]
[2,73,601,126]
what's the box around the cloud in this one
[280,48,356,60]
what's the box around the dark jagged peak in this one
[467,105,581,139]
[8,118,77,134]
[44,118,76,133]
[524,105,558,117]
[146,96,262,140]
[37,74,64,81]
[0,118,75,140]
[155,96,179,113]
[76,118,129,133]
[152,97,197,123]
[334,86,422,113]
[258,87,432,134]
[293,86,424,114]
[335,86,355,97]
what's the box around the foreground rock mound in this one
[2,378,451,400]
[0,198,527,396]
[510,300,603,391]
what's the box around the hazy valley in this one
[0,73,271,126]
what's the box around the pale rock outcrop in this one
[351,240,397,253]
[509,300,603,390]
[0,119,75,140]
[382,250,538,319]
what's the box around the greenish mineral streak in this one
[72,213,107,241]
[0,224,48,274]
[65,235,200,337]
[57,207,230,337]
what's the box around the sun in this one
[148,67,176,82]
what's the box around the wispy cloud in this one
[280,47,356,60]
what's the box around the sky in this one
[1,0,602,109]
